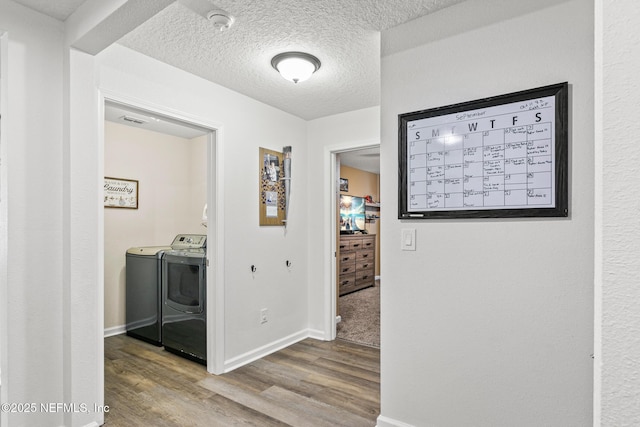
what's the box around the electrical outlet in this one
[260,308,268,324]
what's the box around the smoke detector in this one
[207,10,234,31]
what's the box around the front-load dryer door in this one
[163,254,205,314]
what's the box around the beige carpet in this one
[336,281,380,348]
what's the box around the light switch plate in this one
[401,228,416,251]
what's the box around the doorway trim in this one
[0,29,8,427]
[323,138,380,339]
[99,89,226,375]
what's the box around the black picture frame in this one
[398,82,568,219]
[339,178,349,192]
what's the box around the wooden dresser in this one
[338,234,376,296]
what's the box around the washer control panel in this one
[171,234,207,249]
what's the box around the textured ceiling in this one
[14,0,465,120]
[13,0,86,20]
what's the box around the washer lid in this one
[126,246,172,256]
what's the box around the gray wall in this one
[379,1,593,425]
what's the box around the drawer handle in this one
[353,244,360,247]
[362,264,368,268]
[342,257,349,261]
[362,275,369,280]
[342,268,349,272]
[362,254,368,258]
[341,280,351,285]
[340,245,347,249]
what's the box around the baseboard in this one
[307,327,327,340]
[376,415,415,427]
[223,329,309,373]
[104,324,126,338]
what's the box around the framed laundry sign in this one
[398,82,568,219]
[104,177,138,209]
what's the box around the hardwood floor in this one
[104,335,380,426]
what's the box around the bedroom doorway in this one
[333,146,380,348]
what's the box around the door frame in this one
[0,29,8,427]
[323,139,379,339]
[99,89,226,375]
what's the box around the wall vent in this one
[120,115,148,125]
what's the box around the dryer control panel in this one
[171,234,207,249]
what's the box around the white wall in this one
[0,3,65,427]
[104,121,207,331]
[306,106,380,335]
[379,1,593,426]
[597,0,640,424]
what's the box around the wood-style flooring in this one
[104,334,380,426]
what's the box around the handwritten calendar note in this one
[398,83,568,219]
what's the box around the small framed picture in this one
[104,177,138,209]
[339,178,349,192]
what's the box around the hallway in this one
[104,335,380,426]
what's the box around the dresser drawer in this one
[338,252,356,264]
[356,259,373,271]
[340,281,358,295]
[362,237,375,250]
[349,239,364,250]
[356,269,374,283]
[356,250,374,261]
[338,240,350,251]
[339,262,356,274]
[339,273,356,288]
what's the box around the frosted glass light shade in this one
[271,52,321,84]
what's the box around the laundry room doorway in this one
[100,96,224,375]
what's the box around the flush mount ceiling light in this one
[271,52,321,84]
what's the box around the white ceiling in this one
[340,147,381,175]
[15,0,465,120]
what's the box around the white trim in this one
[323,139,380,341]
[103,325,126,338]
[307,328,327,340]
[593,0,603,424]
[224,329,309,373]
[209,126,226,375]
[0,30,8,427]
[98,89,226,376]
[376,415,416,427]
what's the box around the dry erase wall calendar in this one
[398,83,568,219]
